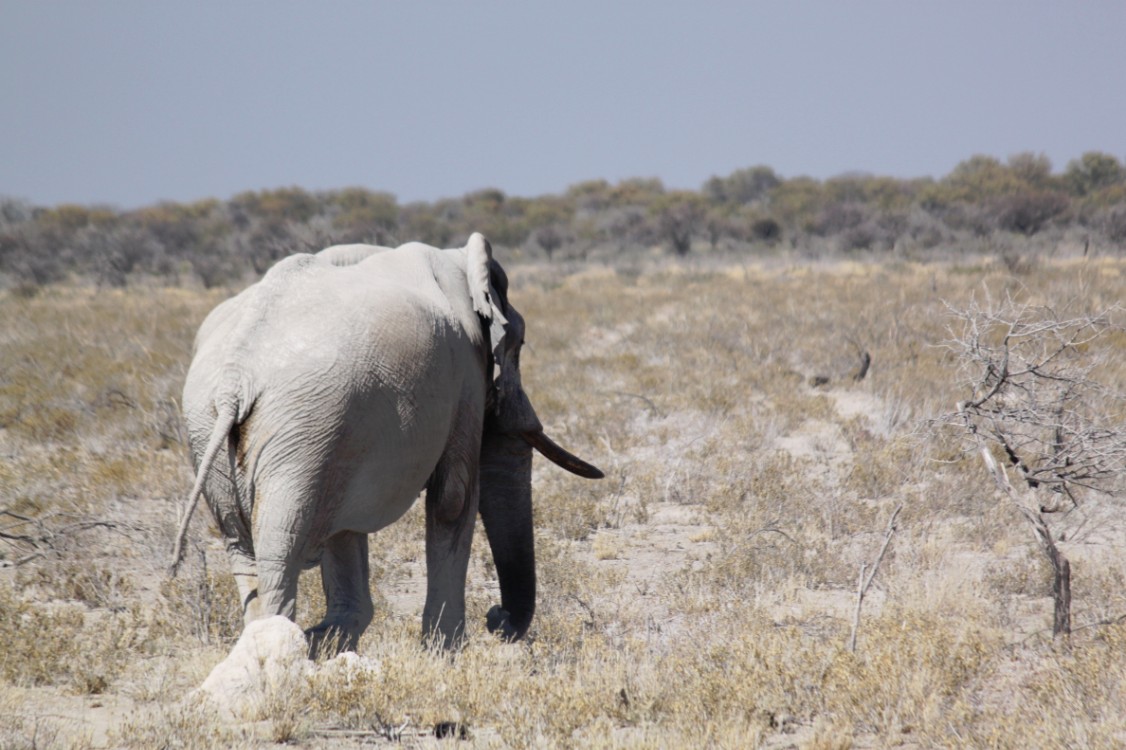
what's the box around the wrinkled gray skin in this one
[174,233,602,654]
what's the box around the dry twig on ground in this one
[849,505,902,652]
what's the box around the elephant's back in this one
[185,246,481,536]
[238,256,476,536]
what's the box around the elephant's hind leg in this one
[252,488,312,626]
[307,530,373,656]
[226,542,264,624]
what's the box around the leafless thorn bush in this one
[941,293,1126,637]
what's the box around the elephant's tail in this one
[169,399,238,577]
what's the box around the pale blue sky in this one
[3,1,1124,208]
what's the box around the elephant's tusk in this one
[522,430,604,479]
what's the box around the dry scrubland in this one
[2,251,1126,748]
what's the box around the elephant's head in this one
[465,233,603,641]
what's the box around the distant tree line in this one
[2,151,1125,289]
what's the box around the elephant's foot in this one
[305,621,361,659]
[421,611,467,651]
[486,605,524,642]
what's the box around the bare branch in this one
[848,504,902,652]
[0,508,140,566]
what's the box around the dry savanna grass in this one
[2,252,1125,748]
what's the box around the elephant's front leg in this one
[308,530,373,656]
[422,461,478,649]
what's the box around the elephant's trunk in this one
[479,433,536,641]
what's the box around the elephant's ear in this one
[466,232,509,371]
[467,233,507,328]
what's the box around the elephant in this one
[172,233,602,653]
[315,242,391,267]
